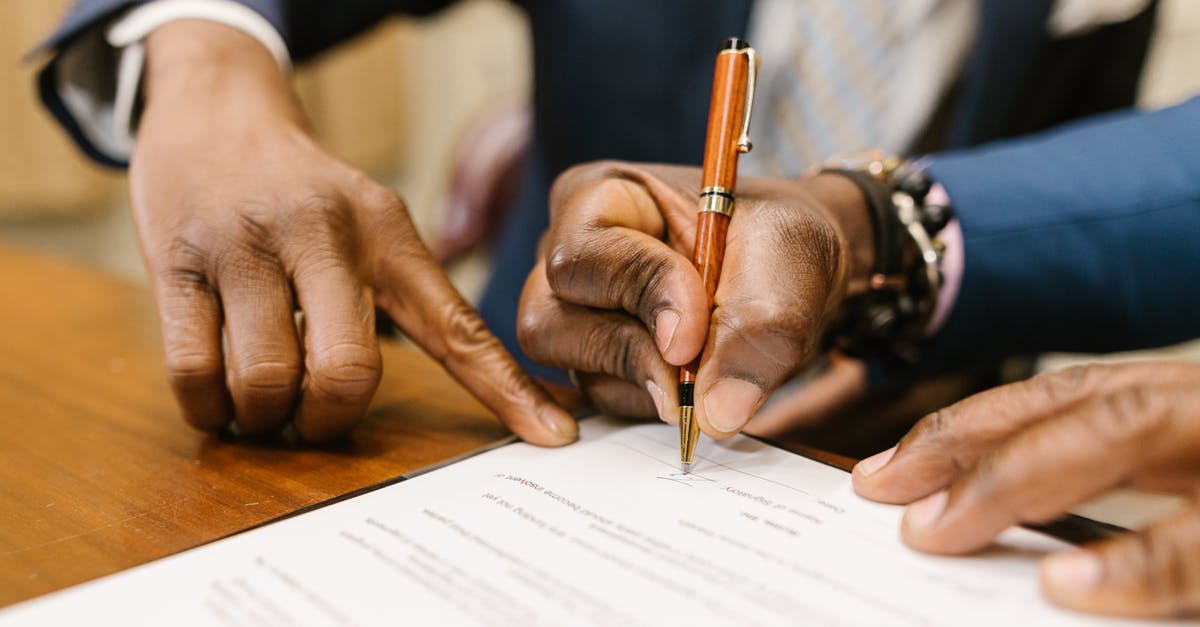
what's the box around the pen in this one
[680,38,759,473]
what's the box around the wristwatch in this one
[817,151,954,362]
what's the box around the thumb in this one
[692,201,845,438]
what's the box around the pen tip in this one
[681,461,691,474]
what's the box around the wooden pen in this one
[680,38,759,473]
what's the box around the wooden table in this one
[3,245,1136,617]
[0,247,512,607]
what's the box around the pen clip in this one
[736,47,759,154]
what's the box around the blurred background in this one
[1,0,533,296]
[1,0,1198,529]
[1,0,1198,346]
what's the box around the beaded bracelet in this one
[819,154,953,362]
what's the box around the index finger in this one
[545,169,708,365]
[365,192,577,446]
[147,237,232,432]
[852,366,1112,504]
[898,386,1182,555]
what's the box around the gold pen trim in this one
[698,194,734,217]
[737,47,759,153]
[679,405,698,469]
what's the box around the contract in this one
[0,416,1156,626]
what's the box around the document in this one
[2,417,1157,626]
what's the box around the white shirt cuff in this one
[55,0,291,164]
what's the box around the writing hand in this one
[853,362,1200,618]
[517,161,874,438]
[132,22,575,444]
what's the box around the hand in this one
[434,102,530,263]
[744,357,998,459]
[852,361,1200,618]
[516,161,874,437]
[131,21,575,444]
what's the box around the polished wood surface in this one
[0,246,861,611]
[0,247,510,607]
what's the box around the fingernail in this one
[645,380,671,424]
[905,490,948,531]
[654,309,681,353]
[537,405,578,442]
[855,445,896,477]
[703,378,763,433]
[1042,550,1101,595]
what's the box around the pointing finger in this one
[366,190,577,446]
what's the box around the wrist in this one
[805,172,876,293]
[815,156,955,361]
[142,20,301,125]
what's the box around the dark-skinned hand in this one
[516,160,875,438]
[130,21,575,444]
[854,361,1200,619]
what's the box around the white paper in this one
[1,417,1159,626]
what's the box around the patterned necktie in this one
[744,0,945,177]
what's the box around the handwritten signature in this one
[657,472,716,487]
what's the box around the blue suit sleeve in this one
[260,0,455,62]
[909,96,1200,377]
[36,0,454,58]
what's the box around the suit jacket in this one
[37,0,1200,384]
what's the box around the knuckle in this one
[290,192,343,222]
[543,242,581,295]
[292,244,353,281]
[490,355,541,412]
[1093,386,1167,447]
[441,303,543,413]
[286,194,354,246]
[909,408,964,461]
[232,356,302,400]
[342,167,377,194]
[366,198,422,260]
[515,301,552,360]
[234,209,275,247]
[586,321,645,382]
[361,184,409,219]
[922,408,955,439]
[1122,530,1196,614]
[159,235,214,288]
[163,348,222,391]
[1032,365,1092,405]
[307,343,382,403]
[439,300,500,364]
